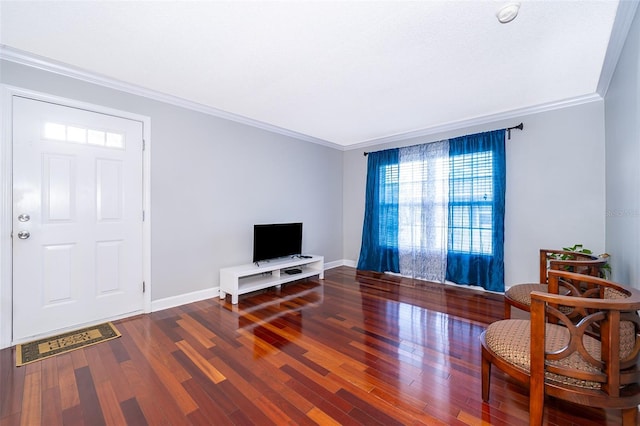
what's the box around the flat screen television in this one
[253,222,303,263]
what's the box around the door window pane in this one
[66,126,86,144]
[43,122,66,141]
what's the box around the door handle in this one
[17,231,30,240]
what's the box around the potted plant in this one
[552,244,611,279]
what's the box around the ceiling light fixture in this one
[496,2,520,24]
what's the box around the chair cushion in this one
[484,319,602,389]
[505,284,548,306]
[505,283,573,314]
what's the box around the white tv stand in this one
[219,255,324,304]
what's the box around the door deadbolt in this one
[17,231,30,240]
[18,214,30,222]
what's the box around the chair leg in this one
[529,381,544,426]
[504,301,511,319]
[621,407,638,426]
[481,350,491,402]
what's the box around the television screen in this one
[253,223,303,263]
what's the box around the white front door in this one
[12,96,144,341]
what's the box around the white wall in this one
[0,60,344,302]
[605,6,640,287]
[344,101,607,287]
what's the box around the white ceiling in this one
[0,1,632,148]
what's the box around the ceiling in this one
[0,1,633,149]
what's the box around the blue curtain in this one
[446,129,506,292]
[357,149,401,273]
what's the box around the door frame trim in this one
[0,85,152,349]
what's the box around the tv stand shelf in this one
[219,255,324,304]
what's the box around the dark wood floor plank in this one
[181,378,233,425]
[119,397,148,426]
[106,335,130,363]
[0,266,632,425]
[61,405,83,426]
[74,365,106,426]
[226,408,255,426]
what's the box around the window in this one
[449,151,494,255]
[380,159,448,252]
[379,152,493,255]
[43,122,125,149]
[357,128,505,291]
[376,163,399,248]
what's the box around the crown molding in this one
[0,45,343,150]
[345,93,604,151]
[597,0,639,97]
[0,45,607,152]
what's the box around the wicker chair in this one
[481,270,640,425]
[504,249,608,319]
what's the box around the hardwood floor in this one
[0,266,633,425]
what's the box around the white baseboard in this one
[324,259,342,270]
[152,287,220,312]
[324,259,357,269]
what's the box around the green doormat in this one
[16,322,121,366]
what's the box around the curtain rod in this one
[363,122,524,156]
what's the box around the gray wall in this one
[1,60,344,301]
[605,6,640,287]
[2,52,617,297]
[344,101,607,288]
